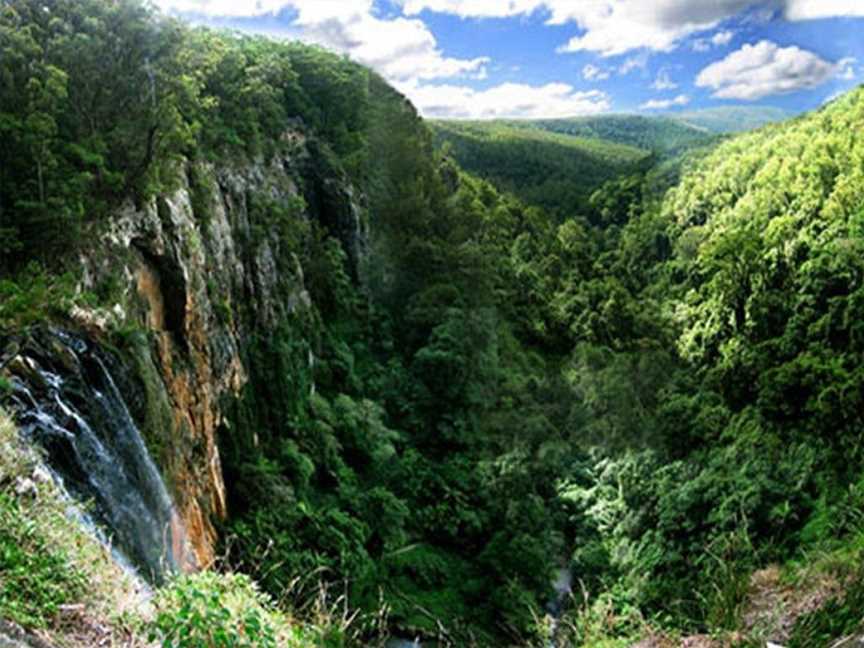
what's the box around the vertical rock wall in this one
[74,130,364,567]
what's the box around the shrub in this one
[150,572,291,648]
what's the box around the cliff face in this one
[72,128,365,568]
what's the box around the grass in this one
[0,491,87,627]
[788,574,864,648]
[149,570,390,648]
[0,410,152,645]
[0,410,391,647]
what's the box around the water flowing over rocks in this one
[1,127,365,573]
[2,328,194,583]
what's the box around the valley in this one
[0,1,863,647]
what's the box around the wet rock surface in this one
[63,128,365,567]
[1,328,194,582]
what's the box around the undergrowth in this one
[0,491,86,627]
[789,573,864,648]
[0,410,149,642]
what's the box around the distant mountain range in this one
[670,105,791,133]
[430,106,792,216]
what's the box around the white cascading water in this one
[6,329,192,584]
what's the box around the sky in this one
[153,0,864,120]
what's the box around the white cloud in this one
[583,64,611,81]
[401,1,864,57]
[696,40,839,100]
[401,81,611,119]
[154,0,488,84]
[712,29,735,45]
[153,0,301,17]
[296,13,489,82]
[554,1,755,57]
[784,0,864,20]
[692,29,734,52]
[640,94,690,109]
[618,52,649,75]
[164,2,864,62]
[652,68,678,90]
[398,0,759,57]
[399,0,547,19]
[837,57,857,80]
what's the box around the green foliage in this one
[0,0,375,274]
[789,574,864,648]
[150,572,286,648]
[0,492,86,628]
[219,80,864,644]
[0,262,82,329]
[4,1,864,644]
[431,120,650,218]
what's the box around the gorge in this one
[1,1,864,647]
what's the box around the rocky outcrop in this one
[70,128,365,568]
[0,620,55,648]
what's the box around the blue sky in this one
[154,0,864,119]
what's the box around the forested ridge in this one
[674,105,791,133]
[1,1,864,646]
[429,120,655,217]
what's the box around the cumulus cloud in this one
[153,0,300,17]
[154,0,488,84]
[837,57,857,80]
[692,29,735,52]
[618,53,649,75]
[401,81,611,119]
[295,13,489,82]
[399,0,547,19]
[401,0,758,56]
[640,94,690,109]
[696,40,839,100]
[160,2,864,62]
[651,68,678,90]
[156,0,864,69]
[712,29,735,45]
[401,1,864,57]
[583,64,611,81]
[552,0,755,57]
[784,0,864,20]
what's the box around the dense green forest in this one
[2,0,864,646]
[431,110,789,220]
[430,120,653,218]
[430,116,722,219]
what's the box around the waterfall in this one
[546,567,573,647]
[3,328,192,584]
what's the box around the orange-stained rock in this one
[77,135,362,569]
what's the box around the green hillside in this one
[550,84,864,645]
[524,113,714,155]
[3,0,864,646]
[674,105,791,133]
[430,120,653,218]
